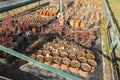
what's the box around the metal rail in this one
[103,0,120,53]
[0,0,41,13]
[102,0,120,80]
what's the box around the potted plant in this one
[42,49,51,56]
[69,53,76,60]
[36,50,43,55]
[76,51,86,57]
[53,12,57,16]
[80,21,85,30]
[39,10,43,15]
[36,55,44,63]
[74,20,80,28]
[59,19,64,26]
[36,10,40,15]
[87,59,97,72]
[61,58,70,70]
[79,63,91,77]
[44,56,53,65]
[52,57,61,68]
[86,53,95,60]
[52,50,59,57]
[77,56,87,63]
[69,20,75,27]
[70,60,80,73]
[30,54,36,59]
[85,49,93,54]
[60,51,68,58]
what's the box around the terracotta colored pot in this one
[32,28,37,34]
[70,60,80,73]
[79,63,91,77]
[61,58,70,70]
[74,20,80,28]
[53,12,57,16]
[52,57,61,68]
[40,10,43,15]
[87,59,97,72]
[36,55,44,63]
[59,20,64,26]
[36,10,40,15]
[49,12,53,17]
[80,22,85,30]
[46,12,49,16]
[44,56,53,65]
[42,11,46,16]
[69,20,75,27]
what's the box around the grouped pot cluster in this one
[63,26,96,48]
[64,0,102,30]
[36,6,58,17]
[30,37,97,77]
[0,11,55,57]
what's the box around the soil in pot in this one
[60,51,68,58]
[69,54,76,60]
[35,50,43,55]
[87,59,97,72]
[61,58,70,70]
[44,56,53,65]
[79,63,91,77]
[36,55,44,63]
[85,49,93,54]
[52,57,61,68]
[76,51,86,57]
[77,56,87,63]
[70,60,80,73]
[52,51,59,57]
[86,53,95,60]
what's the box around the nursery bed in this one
[0,0,103,80]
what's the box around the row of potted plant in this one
[36,10,57,17]
[69,19,101,30]
[31,50,97,77]
[63,0,102,30]
[36,5,58,17]
[61,26,96,48]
